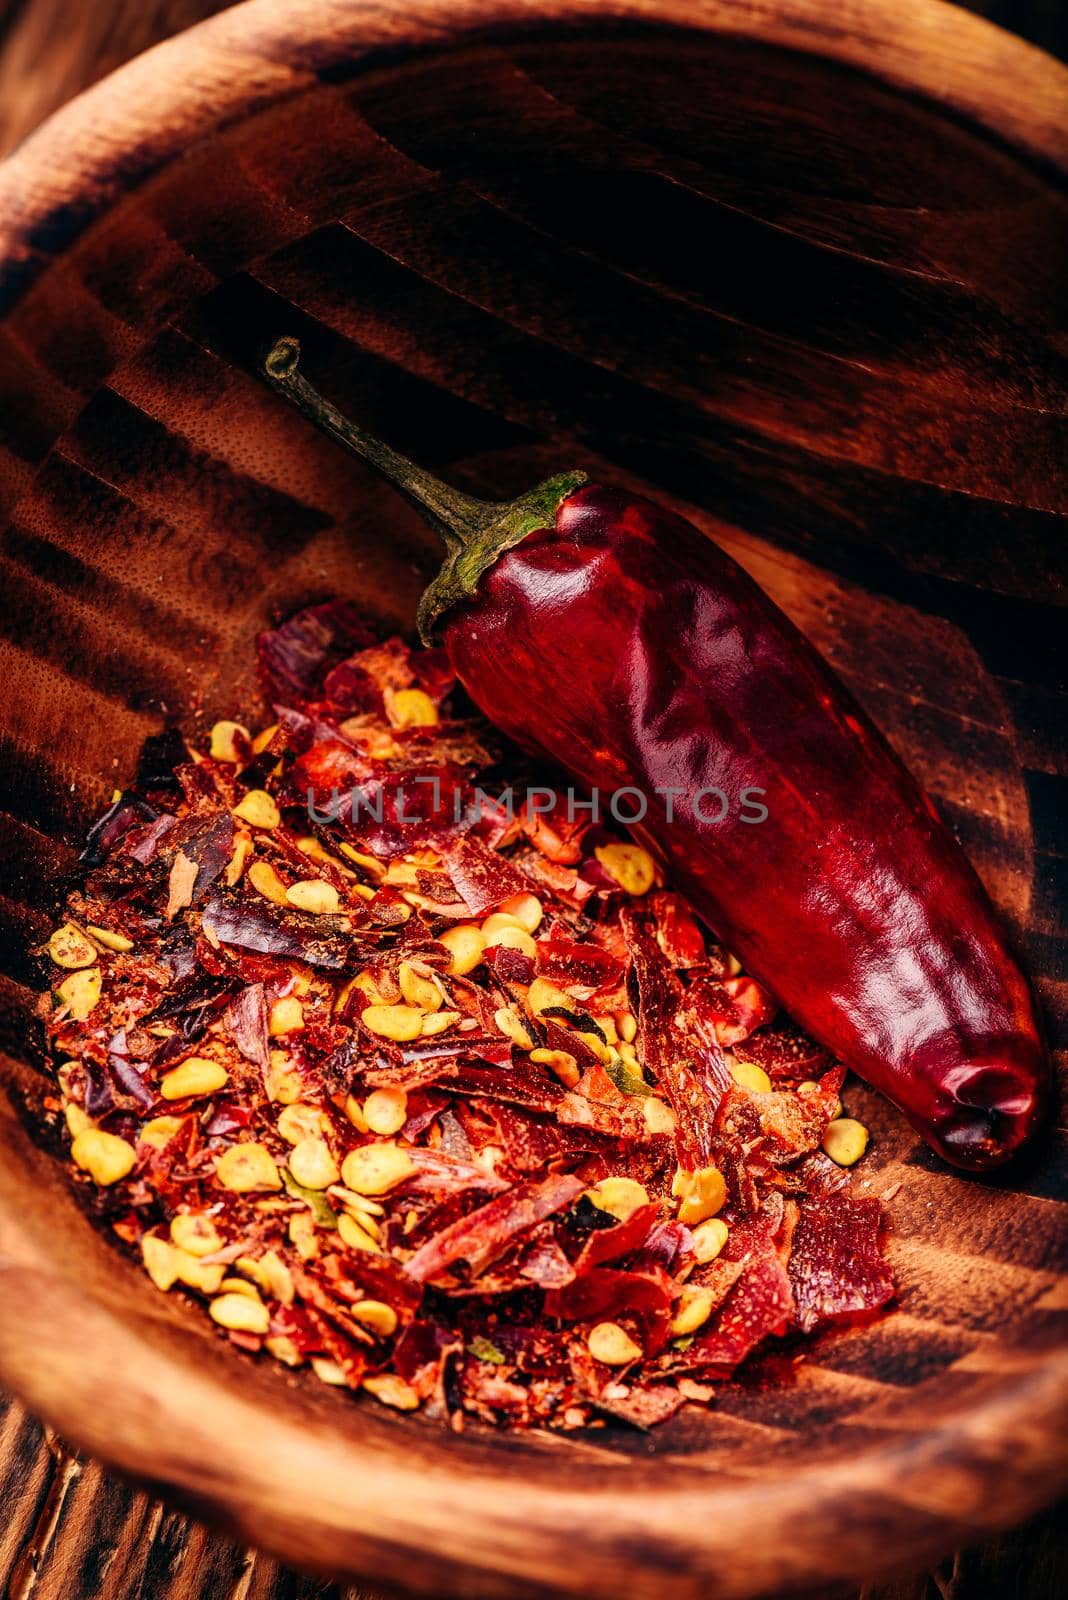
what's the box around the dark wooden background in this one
[0,2,1063,1597]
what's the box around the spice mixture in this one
[41,602,892,1430]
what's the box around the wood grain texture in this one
[0,1391,1060,1600]
[0,1,1066,1596]
[0,1393,386,1600]
[0,1,1061,166]
[0,0,234,157]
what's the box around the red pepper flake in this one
[788,1192,894,1332]
[406,1174,585,1284]
[442,835,531,916]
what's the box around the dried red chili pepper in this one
[263,339,1048,1171]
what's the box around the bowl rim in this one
[1,1,1067,1596]
[0,0,1066,294]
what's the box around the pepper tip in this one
[927,1059,1047,1171]
[264,336,301,381]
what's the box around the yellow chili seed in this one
[312,1357,350,1386]
[175,1253,226,1294]
[265,1050,303,1105]
[333,1188,384,1221]
[170,1212,222,1257]
[259,1249,295,1305]
[530,1047,580,1088]
[231,790,279,832]
[339,844,386,879]
[233,789,280,830]
[65,1102,93,1138]
[822,1118,869,1167]
[386,688,439,728]
[248,859,289,905]
[498,892,543,933]
[480,911,525,942]
[494,1006,534,1050]
[268,995,305,1036]
[691,1217,729,1264]
[482,922,537,959]
[166,851,198,920]
[361,1003,424,1042]
[235,1254,271,1292]
[340,1143,415,1196]
[351,1300,398,1337]
[71,1128,136,1186]
[296,835,355,877]
[730,1060,772,1094]
[285,879,340,915]
[587,1322,642,1366]
[210,1293,270,1334]
[138,1115,184,1149]
[642,1098,676,1135]
[289,1212,320,1260]
[594,1014,619,1045]
[252,722,279,754]
[266,1335,303,1366]
[398,960,443,1013]
[219,1276,262,1301]
[57,967,101,1021]
[56,1060,79,1094]
[585,1176,650,1222]
[671,1286,717,1336]
[215,1142,282,1193]
[618,1041,640,1069]
[420,1010,460,1037]
[160,1057,228,1101]
[224,831,254,887]
[527,978,569,1016]
[617,1011,638,1044]
[49,922,97,969]
[87,925,134,952]
[340,969,385,1009]
[672,1165,727,1226]
[363,1088,408,1136]
[583,1031,612,1065]
[209,720,249,762]
[142,1234,181,1291]
[595,842,656,896]
[343,1093,369,1132]
[287,1137,340,1191]
[337,1212,383,1254]
[277,1103,324,1144]
[362,1373,420,1410]
[437,923,485,976]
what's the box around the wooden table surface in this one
[0,2,1063,1597]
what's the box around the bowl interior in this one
[0,10,1066,1598]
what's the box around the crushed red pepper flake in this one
[40,604,893,1429]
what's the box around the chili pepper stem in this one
[262,337,587,643]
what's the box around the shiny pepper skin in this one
[260,339,1050,1173]
[442,486,1048,1171]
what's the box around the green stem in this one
[261,338,588,641]
[263,337,497,553]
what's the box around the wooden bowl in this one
[0,1,1065,1594]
